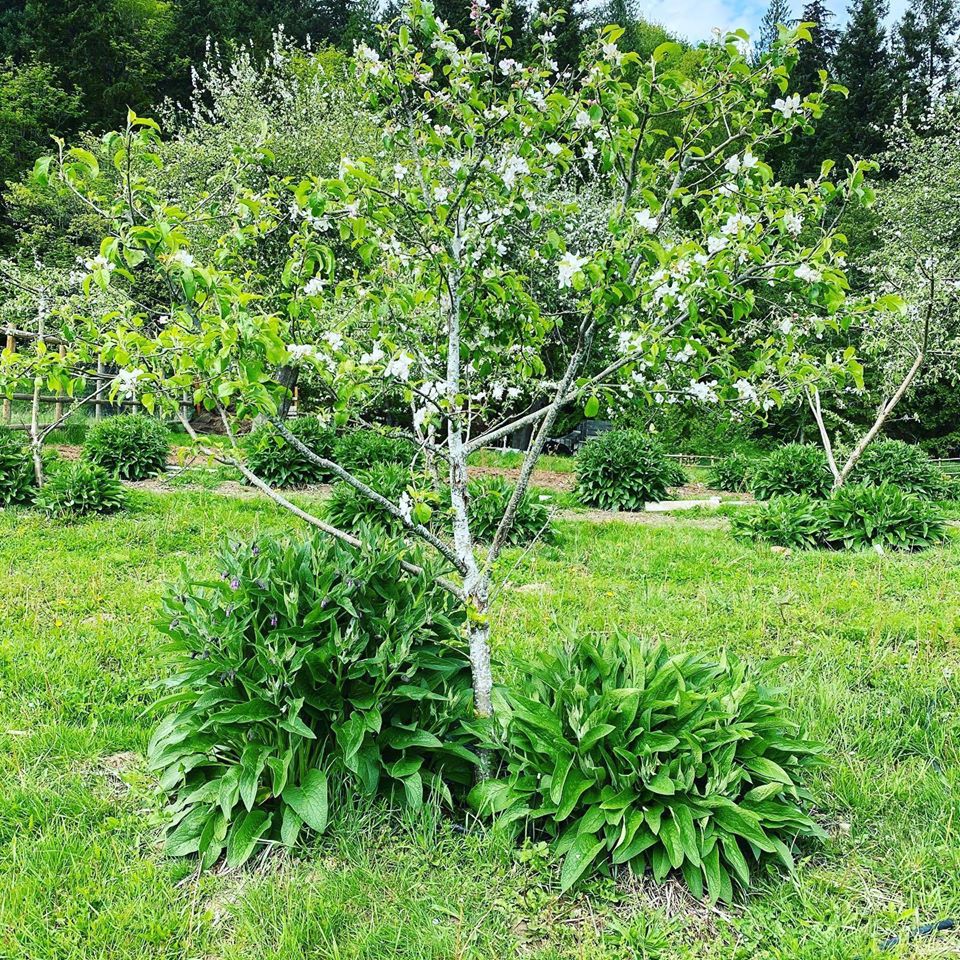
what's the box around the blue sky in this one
[636,0,911,43]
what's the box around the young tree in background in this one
[895,0,960,120]
[757,0,793,57]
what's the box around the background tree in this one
[756,0,793,58]
[830,0,893,159]
[894,0,960,121]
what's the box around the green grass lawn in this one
[1,492,959,959]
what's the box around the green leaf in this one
[584,395,600,418]
[282,769,328,834]
[559,832,605,892]
[226,810,272,868]
[647,767,676,796]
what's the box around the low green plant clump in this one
[576,430,673,510]
[325,462,413,532]
[731,495,828,549]
[826,482,947,550]
[245,416,336,488]
[733,483,947,552]
[332,428,417,472]
[149,534,478,869]
[0,428,35,506]
[749,444,832,500]
[467,474,553,545]
[664,458,688,487]
[849,439,950,500]
[470,635,825,900]
[83,413,170,481]
[709,452,752,492]
[327,468,553,546]
[35,460,126,517]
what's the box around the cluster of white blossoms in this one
[166,249,195,270]
[634,208,659,231]
[794,263,821,283]
[721,212,754,236]
[688,379,719,403]
[724,151,758,175]
[557,251,589,289]
[85,253,115,274]
[734,377,759,403]
[354,42,384,76]
[287,344,317,361]
[114,367,145,400]
[500,155,530,189]
[384,352,414,382]
[303,277,325,297]
[783,212,803,236]
[773,93,803,119]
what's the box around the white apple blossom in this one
[602,41,622,64]
[287,344,317,360]
[557,251,589,289]
[359,345,385,366]
[545,142,563,157]
[734,378,758,402]
[304,277,325,297]
[167,249,195,269]
[707,235,729,254]
[795,263,821,283]
[773,93,802,118]
[634,208,658,231]
[783,212,803,236]
[384,352,414,381]
[114,367,145,400]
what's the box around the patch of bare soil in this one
[673,481,754,502]
[470,464,576,492]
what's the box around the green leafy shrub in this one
[326,462,412,532]
[823,483,947,551]
[35,460,126,517]
[149,534,478,869]
[467,474,553,545]
[471,635,824,900]
[709,452,752,493]
[731,496,828,550]
[332,428,417,472]
[245,417,335,488]
[664,458,688,487]
[850,439,949,500]
[576,430,672,510]
[83,413,169,481]
[0,428,35,506]
[749,444,832,500]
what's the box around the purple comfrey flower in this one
[230,578,240,590]
[269,615,278,628]
[251,544,260,557]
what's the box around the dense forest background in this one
[1,0,959,452]
[1,0,957,190]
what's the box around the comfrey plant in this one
[2,2,882,757]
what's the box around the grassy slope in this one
[0,492,958,959]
